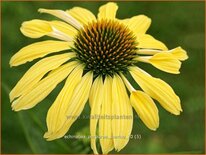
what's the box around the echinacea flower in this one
[10,2,188,154]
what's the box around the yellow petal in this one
[38,8,82,29]
[20,19,73,41]
[89,76,104,154]
[137,34,168,50]
[130,91,159,130]
[10,53,74,102]
[98,2,118,20]
[99,76,114,154]
[49,20,78,37]
[149,52,181,74]
[130,67,182,115]
[112,74,133,151]
[44,71,93,141]
[66,7,96,25]
[136,47,188,61]
[169,47,188,61]
[20,19,52,38]
[45,65,83,136]
[11,62,78,111]
[120,15,151,34]
[10,40,72,66]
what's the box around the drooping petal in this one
[120,15,151,34]
[137,52,182,74]
[169,47,188,61]
[99,76,114,154]
[89,76,104,154]
[10,53,74,102]
[44,71,93,141]
[45,65,83,136]
[137,34,168,51]
[98,2,118,20]
[20,19,52,38]
[130,91,159,130]
[149,52,181,74]
[136,47,188,61]
[10,40,73,66]
[11,61,78,111]
[38,8,83,29]
[67,7,96,25]
[20,19,74,41]
[112,74,133,151]
[49,20,78,37]
[130,67,182,115]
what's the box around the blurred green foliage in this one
[1,1,205,154]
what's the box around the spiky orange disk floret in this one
[73,19,138,76]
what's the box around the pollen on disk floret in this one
[73,19,138,76]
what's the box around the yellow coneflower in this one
[10,2,188,154]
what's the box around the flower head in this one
[10,2,188,154]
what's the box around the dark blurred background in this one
[1,1,205,154]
